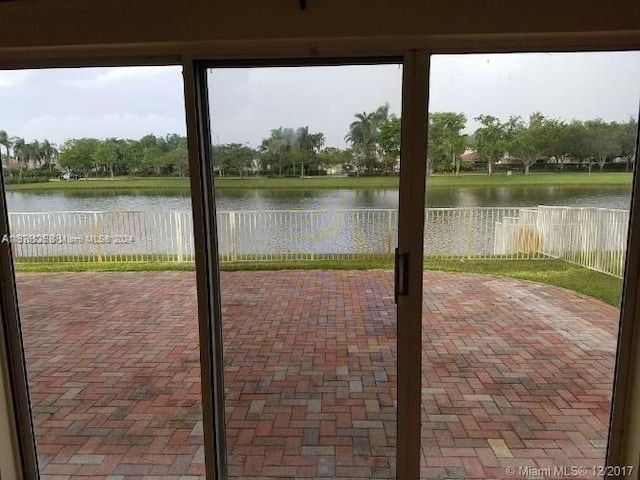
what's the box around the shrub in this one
[4,176,50,185]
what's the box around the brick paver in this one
[16,270,618,479]
[420,274,618,479]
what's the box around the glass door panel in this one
[0,66,205,478]
[206,62,403,478]
[421,51,640,479]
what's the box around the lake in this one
[5,185,633,212]
[6,185,633,261]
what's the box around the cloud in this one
[0,66,185,143]
[0,71,33,88]
[429,52,640,132]
[209,64,403,147]
[0,54,639,148]
[22,113,184,143]
[62,66,179,89]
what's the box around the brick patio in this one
[17,270,618,479]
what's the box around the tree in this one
[142,146,164,175]
[538,118,566,172]
[122,139,144,175]
[159,145,189,176]
[11,137,27,179]
[57,138,99,176]
[27,140,42,168]
[164,133,183,151]
[428,112,467,175]
[474,115,507,176]
[317,147,353,174]
[345,104,390,174]
[614,118,638,172]
[261,127,287,176]
[378,115,401,174]
[279,127,298,174]
[214,143,257,177]
[295,126,325,176]
[345,112,376,175]
[39,139,58,170]
[295,126,312,177]
[559,120,591,172]
[584,119,618,173]
[0,130,10,166]
[259,126,324,176]
[93,138,125,179]
[160,136,189,176]
[136,134,165,175]
[509,113,560,175]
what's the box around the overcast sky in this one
[1,51,639,149]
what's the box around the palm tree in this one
[0,130,10,167]
[295,126,309,176]
[11,137,26,179]
[28,140,42,168]
[266,128,288,176]
[373,103,390,125]
[309,133,325,153]
[345,112,376,174]
[40,140,58,170]
[307,132,325,174]
[372,103,390,163]
[345,104,391,175]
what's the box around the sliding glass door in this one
[0,55,428,480]
[0,48,638,480]
[207,60,402,479]
[183,55,429,478]
[420,51,640,479]
[0,66,204,478]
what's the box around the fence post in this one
[175,211,184,262]
[466,210,473,256]
[230,211,237,262]
[93,212,102,262]
[8,213,18,263]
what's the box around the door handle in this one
[394,248,409,303]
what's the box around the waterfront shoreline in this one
[5,172,633,192]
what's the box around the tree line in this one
[0,132,189,179]
[402,111,636,176]
[56,134,189,178]
[1,107,636,179]
[470,113,637,175]
[233,103,400,177]
[255,107,638,177]
[0,130,59,179]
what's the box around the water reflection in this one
[427,185,631,209]
[6,185,631,212]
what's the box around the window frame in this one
[0,171,39,479]
[0,39,637,479]
[186,54,427,479]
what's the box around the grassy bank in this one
[425,258,622,307]
[5,172,633,191]
[15,257,622,307]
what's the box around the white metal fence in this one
[423,207,544,259]
[215,210,399,262]
[6,207,630,277]
[495,206,629,277]
[8,211,194,263]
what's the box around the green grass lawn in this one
[15,257,623,307]
[5,172,633,191]
[425,258,623,307]
[425,171,632,188]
